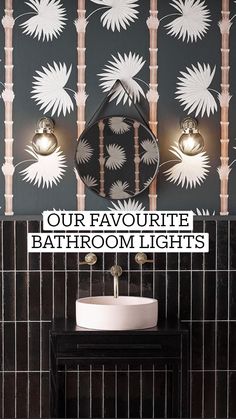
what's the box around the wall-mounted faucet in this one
[79,253,97,266]
[135,252,154,265]
[110,265,122,298]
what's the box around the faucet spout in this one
[110,265,122,298]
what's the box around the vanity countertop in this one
[51,318,189,335]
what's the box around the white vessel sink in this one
[76,296,158,330]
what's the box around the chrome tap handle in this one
[135,252,154,265]
[79,253,97,266]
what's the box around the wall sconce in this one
[32,117,58,156]
[178,117,204,156]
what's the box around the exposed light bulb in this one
[178,117,204,156]
[32,117,58,156]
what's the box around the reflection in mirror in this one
[75,116,159,199]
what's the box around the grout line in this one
[214,221,218,419]
[202,220,206,418]
[227,220,230,418]
[127,364,130,419]
[26,221,30,419]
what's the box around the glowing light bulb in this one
[178,117,204,156]
[32,117,58,155]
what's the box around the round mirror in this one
[75,116,159,200]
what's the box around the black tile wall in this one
[0,219,235,418]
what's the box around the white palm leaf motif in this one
[82,175,98,188]
[90,0,139,31]
[194,208,215,216]
[176,63,217,117]
[109,181,130,199]
[20,146,66,188]
[144,177,153,189]
[141,139,159,165]
[105,144,126,170]
[31,62,73,117]
[165,0,211,43]
[20,0,67,41]
[164,144,210,188]
[108,117,131,134]
[76,139,93,164]
[108,198,145,211]
[98,52,145,105]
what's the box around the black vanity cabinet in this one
[50,320,189,418]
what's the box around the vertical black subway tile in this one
[129,369,141,418]
[180,253,191,270]
[66,371,77,418]
[167,271,178,321]
[4,373,15,418]
[192,271,203,320]
[16,271,27,320]
[42,271,52,320]
[117,253,128,271]
[117,368,128,418]
[167,253,178,270]
[142,271,154,298]
[154,271,166,321]
[118,273,129,296]
[28,221,41,270]
[42,252,53,271]
[78,271,91,299]
[17,373,28,418]
[104,269,115,296]
[3,272,15,321]
[229,371,236,418]
[229,322,236,370]
[180,271,191,320]
[191,323,203,370]
[204,322,215,370]
[104,252,116,271]
[92,271,104,296]
[16,221,27,270]
[216,371,227,418]
[29,373,40,418]
[129,271,141,297]
[67,271,78,319]
[54,271,65,319]
[154,252,166,271]
[29,271,40,320]
[0,222,2,272]
[29,322,40,370]
[94,253,104,270]
[191,372,203,418]
[78,371,91,418]
[41,372,50,418]
[17,322,28,371]
[230,271,236,319]
[153,371,166,418]
[54,253,65,270]
[204,372,215,418]
[0,273,2,321]
[3,221,15,270]
[92,369,103,418]
[230,221,236,270]
[78,252,90,271]
[204,221,216,270]
[217,220,228,270]
[104,370,115,418]
[129,252,141,271]
[217,271,229,320]
[217,322,228,370]
[4,323,15,371]
[192,221,204,270]
[42,322,51,371]
[66,252,78,271]
[142,370,154,418]
[204,271,216,319]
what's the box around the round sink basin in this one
[76,296,158,330]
